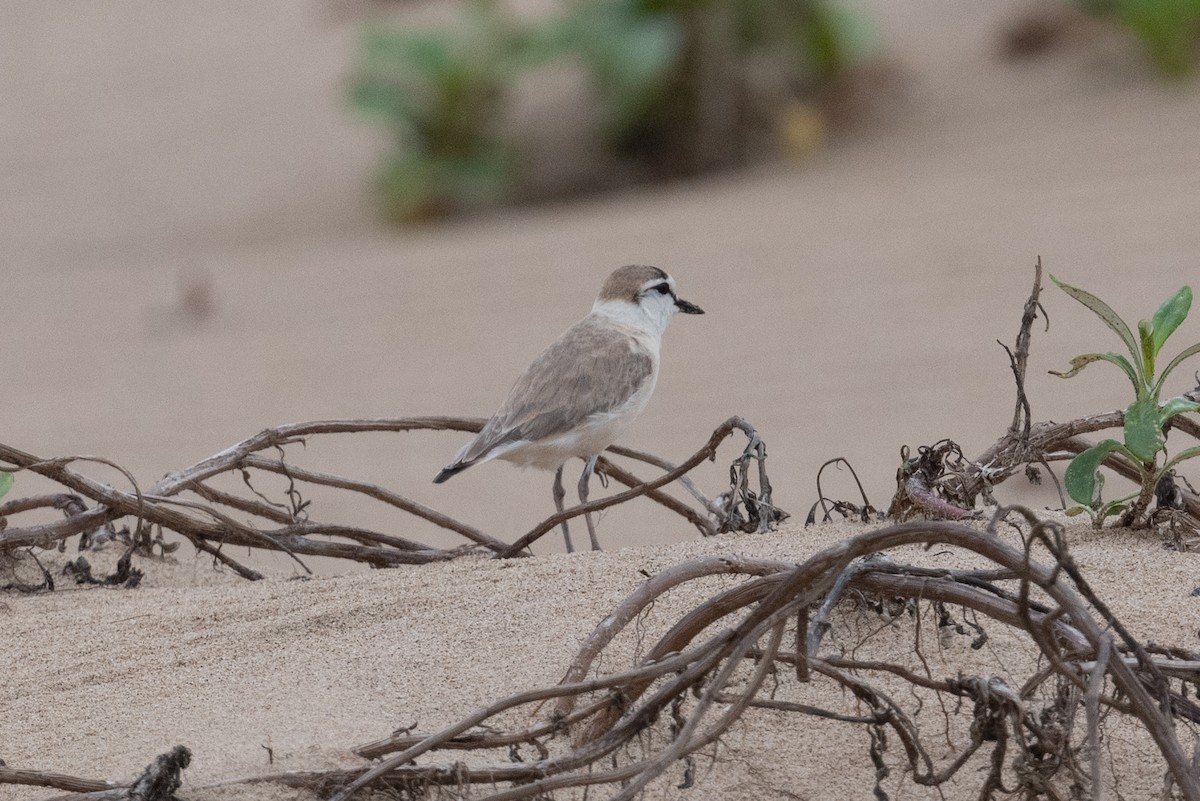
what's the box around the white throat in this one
[591,296,676,343]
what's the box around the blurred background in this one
[3,0,1200,565]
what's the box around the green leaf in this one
[362,27,452,78]
[1155,342,1200,394]
[1049,352,1140,393]
[1124,395,1165,462]
[1064,439,1125,506]
[1160,396,1200,425]
[1070,496,1131,528]
[1115,0,1200,77]
[1138,318,1156,379]
[1150,286,1192,355]
[1051,275,1144,382]
[795,1,874,79]
[1162,444,1200,473]
[1098,500,1130,526]
[1102,499,1130,514]
[0,472,11,500]
[351,78,423,125]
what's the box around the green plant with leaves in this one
[352,0,521,222]
[1051,276,1200,527]
[351,0,874,221]
[525,0,681,150]
[1077,0,1200,78]
[532,0,874,171]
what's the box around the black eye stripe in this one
[652,282,671,295]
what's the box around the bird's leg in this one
[553,464,574,553]
[578,455,602,551]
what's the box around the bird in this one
[434,264,704,552]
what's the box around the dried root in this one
[887,440,981,521]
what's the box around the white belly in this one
[496,370,658,471]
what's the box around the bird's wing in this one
[454,316,654,466]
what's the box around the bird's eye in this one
[653,283,671,295]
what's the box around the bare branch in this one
[2,416,785,580]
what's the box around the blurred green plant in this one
[1078,0,1200,77]
[737,0,875,81]
[524,0,682,151]
[1051,276,1200,527]
[351,0,873,222]
[0,471,11,500]
[530,0,874,168]
[352,0,520,222]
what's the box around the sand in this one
[3,514,1199,800]
[5,0,1200,797]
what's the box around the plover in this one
[434,264,704,552]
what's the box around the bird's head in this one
[592,265,704,337]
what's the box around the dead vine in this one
[805,456,880,525]
[14,508,1200,799]
[0,416,785,584]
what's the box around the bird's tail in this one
[433,461,472,484]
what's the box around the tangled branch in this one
[0,416,784,582]
[329,509,1200,800]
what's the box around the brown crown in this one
[596,265,669,304]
